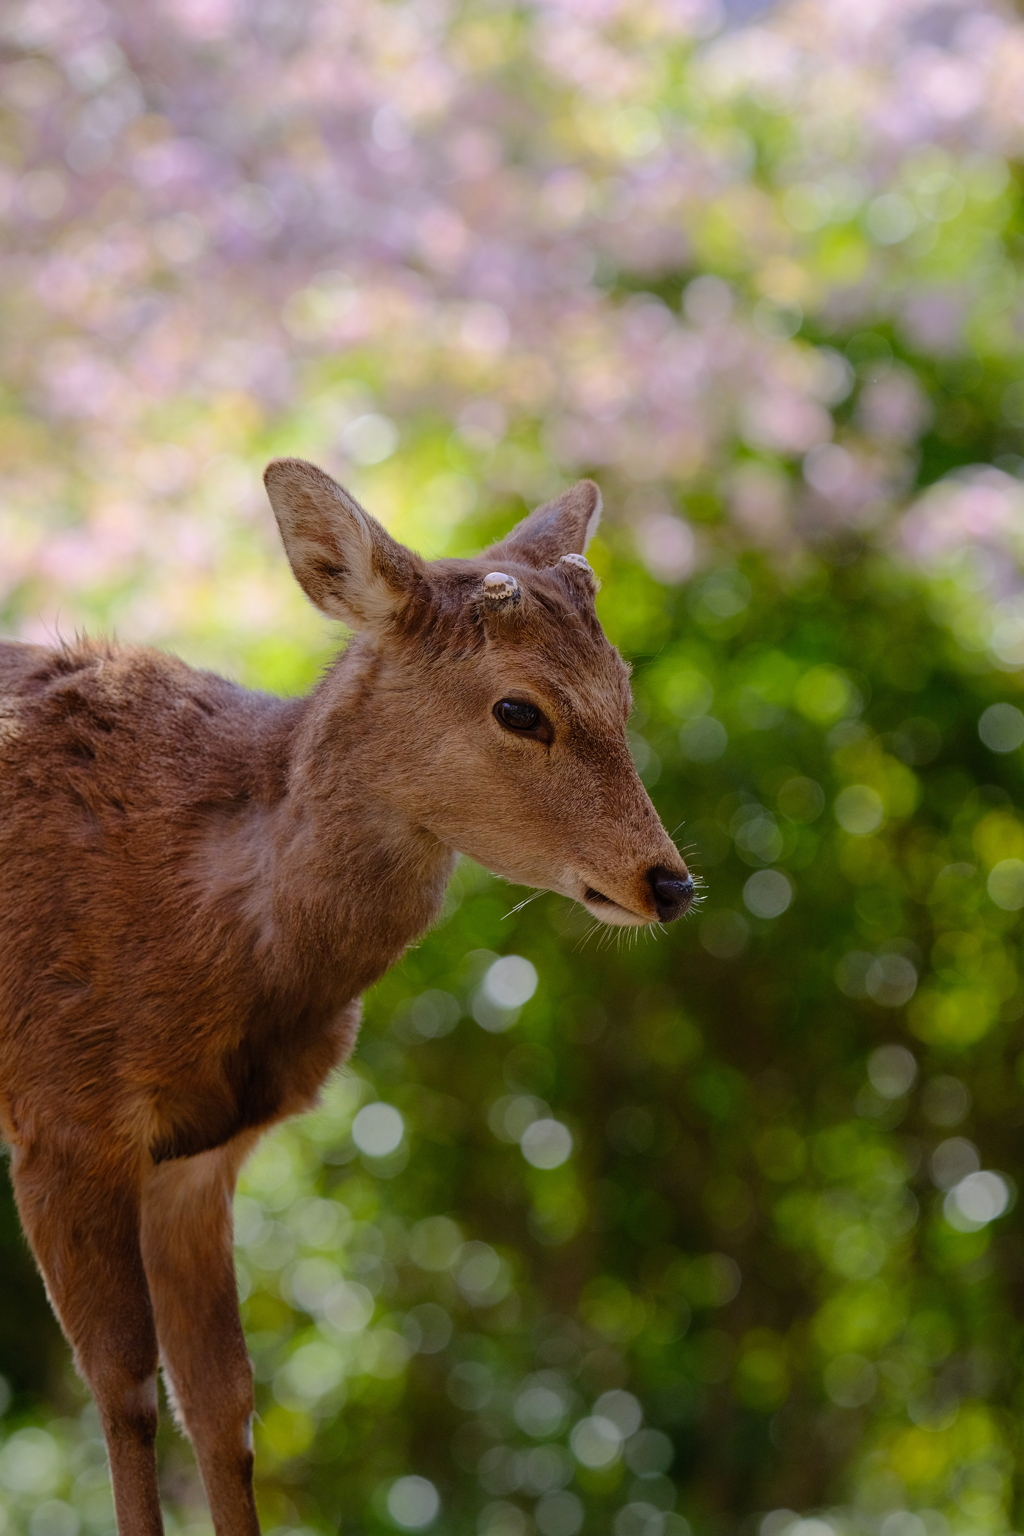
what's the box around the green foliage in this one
[5,1,1024,1532]
[221,550,1024,1533]
[8,544,1024,1534]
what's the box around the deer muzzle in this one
[580,860,695,926]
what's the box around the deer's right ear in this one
[264,458,422,631]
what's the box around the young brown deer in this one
[0,458,693,1536]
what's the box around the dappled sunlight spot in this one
[484,956,538,1009]
[634,514,696,584]
[687,570,751,626]
[285,1256,342,1314]
[479,1501,531,1536]
[570,1415,622,1469]
[921,1076,971,1128]
[794,667,860,726]
[613,1504,691,1536]
[672,1252,741,1308]
[909,985,1001,1048]
[386,1476,439,1530]
[358,1327,412,1381]
[401,1303,453,1356]
[930,1137,981,1191]
[580,1277,649,1343]
[836,835,890,888]
[944,1171,1013,1232]
[520,1442,573,1495]
[409,1215,464,1272]
[776,776,825,822]
[742,869,792,919]
[987,858,1024,910]
[392,990,461,1041]
[864,955,918,1008]
[678,715,728,762]
[29,1500,80,1536]
[834,785,885,836]
[513,1380,568,1440]
[294,1072,371,1151]
[535,1491,584,1536]
[273,1341,347,1411]
[340,414,399,467]
[489,1094,548,1144]
[285,1196,351,1250]
[520,1119,573,1171]
[867,1045,917,1098]
[456,1242,512,1307]
[732,806,784,865]
[0,1429,62,1497]
[320,1281,375,1336]
[254,1404,316,1467]
[473,955,537,1032]
[978,702,1024,752]
[352,1102,405,1158]
[829,1225,888,1281]
[812,1279,907,1357]
[972,808,1024,867]
[239,1218,296,1275]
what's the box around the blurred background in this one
[3,0,1024,1533]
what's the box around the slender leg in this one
[11,1140,163,1536]
[140,1137,260,1536]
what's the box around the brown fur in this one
[0,461,690,1536]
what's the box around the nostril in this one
[647,866,695,922]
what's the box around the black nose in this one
[647,866,695,922]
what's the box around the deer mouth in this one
[582,886,647,927]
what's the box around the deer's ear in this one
[264,458,422,630]
[485,480,602,570]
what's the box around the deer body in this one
[0,636,448,1164]
[0,461,693,1536]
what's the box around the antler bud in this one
[558,551,600,591]
[481,571,520,604]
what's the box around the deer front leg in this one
[141,1138,261,1536]
[11,1140,163,1536]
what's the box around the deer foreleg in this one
[11,1141,163,1536]
[141,1137,260,1536]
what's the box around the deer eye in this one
[494,698,541,733]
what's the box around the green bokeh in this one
[3,3,1024,1534]
[6,532,1024,1534]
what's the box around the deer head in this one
[264,458,694,926]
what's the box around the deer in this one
[0,457,694,1536]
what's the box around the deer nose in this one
[647,866,695,922]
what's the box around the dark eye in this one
[494,698,541,733]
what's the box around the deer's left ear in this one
[485,480,602,571]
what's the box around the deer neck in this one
[255,643,455,999]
